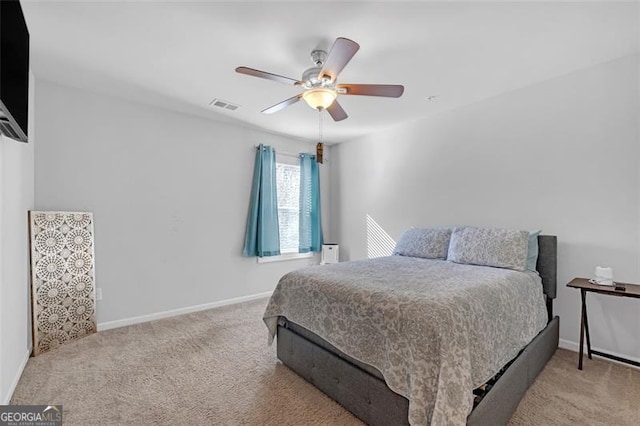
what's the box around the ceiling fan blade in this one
[236,66,303,86]
[261,94,303,114]
[337,84,404,98]
[326,100,348,122]
[318,37,360,82]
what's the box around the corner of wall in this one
[0,70,36,404]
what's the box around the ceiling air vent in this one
[209,98,240,111]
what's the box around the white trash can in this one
[321,244,339,265]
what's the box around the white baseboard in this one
[2,349,30,405]
[559,338,640,369]
[97,291,272,331]
[558,338,581,353]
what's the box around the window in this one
[246,146,320,263]
[275,155,300,254]
[256,153,316,263]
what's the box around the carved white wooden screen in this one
[29,211,96,355]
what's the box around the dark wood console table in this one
[567,277,640,370]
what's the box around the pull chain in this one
[318,108,323,144]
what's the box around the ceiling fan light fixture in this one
[303,88,337,110]
[236,37,403,121]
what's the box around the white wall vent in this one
[209,98,240,111]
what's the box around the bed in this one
[264,230,558,425]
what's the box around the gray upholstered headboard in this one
[536,235,557,300]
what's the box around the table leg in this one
[582,289,592,359]
[578,289,585,370]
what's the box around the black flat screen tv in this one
[0,0,29,142]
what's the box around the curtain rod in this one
[253,145,311,159]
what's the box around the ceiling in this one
[21,1,639,144]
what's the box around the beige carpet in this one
[11,298,640,425]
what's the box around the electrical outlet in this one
[96,288,102,301]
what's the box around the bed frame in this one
[276,235,559,425]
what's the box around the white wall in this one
[34,80,330,325]
[330,55,640,360]
[0,75,35,404]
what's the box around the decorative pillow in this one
[527,230,542,272]
[393,227,452,259]
[447,227,529,271]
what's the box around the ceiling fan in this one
[235,37,404,121]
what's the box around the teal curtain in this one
[299,154,323,252]
[243,144,281,257]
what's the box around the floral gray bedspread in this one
[263,256,548,425]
